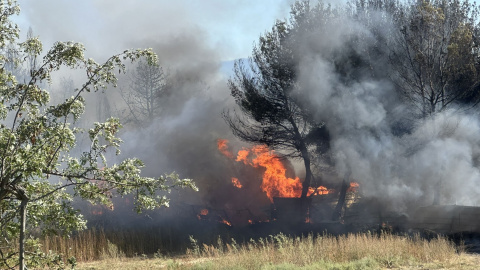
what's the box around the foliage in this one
[0,1,197,269]
[390,0,480,116]
[224,1,333,197]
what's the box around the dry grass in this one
[39,226,186,262]
[72,231,480,269]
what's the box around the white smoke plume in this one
[296,7,480,212]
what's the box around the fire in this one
[305,208,313,223]
[217,139,320,202]
[236,149,249,164]
[307,186,331,196]
[197,208,209,220]
[245,145,303,202]
[221,218,232,226]
[231,177,242,188]
[217,139,234,159]
[348,182,360,192]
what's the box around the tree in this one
[120,60,169,127]
[0,2,197,269]
[224,1,330,199]
[388,0,480,204]
[391,0,480,118]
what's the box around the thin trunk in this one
[332,172,351,221]
[298,142,314,222]
[19,199,27,270]
[300,145,314,198]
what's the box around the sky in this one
[14,0,302,61]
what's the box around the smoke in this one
[12,0,306,225]
[295,7,480,211]
[15,0,480,226]
[16,0,296,61]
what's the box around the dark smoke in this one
[15,0,480,228]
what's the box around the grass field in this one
[59,231,480,269]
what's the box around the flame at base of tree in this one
[217,139,331,202]
[247,145,302,201]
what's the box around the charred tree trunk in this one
[19,198,27,270]
[332,172,351,221]
[300,146,313,199]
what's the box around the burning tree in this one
[0,2,197,269]
[224,1,330,199]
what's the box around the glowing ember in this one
[217,139,234,159]
[231,177,242,188]
[197,208,209,220]
[221,218,232,226]
[248,219,253,224]
[305,208,313,223]
[348,182,360,192]
[307,186,331,196]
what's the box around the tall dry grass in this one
[39,226,187,262]
[185,232,460,269]
[41,226,463,269]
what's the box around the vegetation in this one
[224,2,329,198]
[225,0,480,212]
[0,1,197,269]
[4,0,480,268]
[70,231,478,269]
[120,60,169,127]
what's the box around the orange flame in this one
[218,139,331,202]
[221,218,232,226]
[217,139,233,159]
[197,208,209,220]
[305,216,312,223]
[348,182,360,192]
[307,186,331,196]
[231,177,242,188]
[239,145,302,202]
[236,149,249,164]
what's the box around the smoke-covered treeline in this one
[93,0,480,217]
[226,0,480,211]
[11,0,480,225]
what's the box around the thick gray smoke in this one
[296,9,480,212]
[16,0,480,224]
[14,0,302,224]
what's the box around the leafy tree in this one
[391,0,480,118]
[387,0,480,204]
[120,60,169,127]
[0,2,197,269]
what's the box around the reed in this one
[41,227,464,269]
[183,231,461,269]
